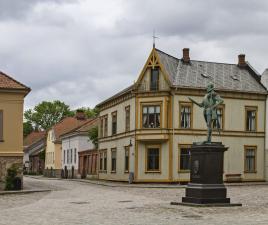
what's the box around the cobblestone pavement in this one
[0,177,268,225]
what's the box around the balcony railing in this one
[138,81,169,92]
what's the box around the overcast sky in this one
[1,0,268,110]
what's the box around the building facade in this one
[261,68,268,181]
[44,111,89,177]
[0,71,30,189]
[23,131,46,174]
[61,118,98,178]
[97,47,267,183]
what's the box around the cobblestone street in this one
[0,177,268,225]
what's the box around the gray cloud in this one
[0,0,267,110]
[0,0,76,20]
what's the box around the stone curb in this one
[25,175,268,189]
[24,175,61,180]
[69,179,268,188]
[69,179,187,189]
[0,189,51,195]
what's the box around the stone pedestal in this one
[179,142,241,206]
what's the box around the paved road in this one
[0,177,268,225]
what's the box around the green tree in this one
[88,126,98,149]
[24,100,74,130]
[23,121,34,137]
[76,107,99,118]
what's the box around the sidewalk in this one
[25,175,268,189]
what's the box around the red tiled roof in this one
[76,118,99,132]
[59,118,99,139]
[23,131,46,147]
[52,117,91,142]
[0,71,30,91]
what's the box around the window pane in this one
[245,148,255,172]
[147,148,160,171]
[148,114,155,127]
[143,106,161,128]
[149,106,155,114]
[213,108,223,129]
[125,148,129,172]
[150,68,159,91]
[180,148,190,170]
[247,110,256,131]
[111,150,116,171]
[143,107,147,113]
[180,106,191,128]
[104,152,107,171]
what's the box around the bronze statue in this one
[188,83,223,143]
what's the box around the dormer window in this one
[150,68,159,91]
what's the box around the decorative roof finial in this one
[152,29,158,49]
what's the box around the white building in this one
[60,118,98,178]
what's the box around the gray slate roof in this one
[156,49,267,94]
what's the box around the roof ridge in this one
[156,48,238,66]
[0,71,31,90]
[59,118,97,138]
[155,48,180,61]
[52,116,74,129]
[96,84,134,107]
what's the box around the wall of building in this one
[173,95,265,131]
[45,130,56,169]
[99,97,136,136]
[98,136,135,181]
[172,134,265,182]
[62,135,93,171]
[0,92,24,186]
[0,93,24,155]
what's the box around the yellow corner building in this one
[0,71,30,189]
[97,47,267,183]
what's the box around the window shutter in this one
[0,110,3,141]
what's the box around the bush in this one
[5,164,21,191]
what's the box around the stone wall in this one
[0,156,23,189]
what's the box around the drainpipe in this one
[265,97,268,181]
[172,88,176,181]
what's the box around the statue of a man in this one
[188,83,223,143]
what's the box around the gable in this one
[136,48,171,91]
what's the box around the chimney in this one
[238,54,246,67]
[182,48,190,63]
[75,110,86,120]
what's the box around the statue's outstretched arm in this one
[212,95,223,109]
[188,97,203,108]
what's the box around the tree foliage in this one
[88,126,98,149]
[76,107,99,118]
[24,100,74,130]
[23,121,34,137]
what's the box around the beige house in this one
[0,71,30,188]
[44,111,89,177]
[97,47,267,183]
